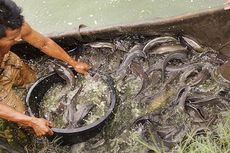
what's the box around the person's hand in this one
[224,0,230,10]
[30,117,53,137]
[74,61,91,75]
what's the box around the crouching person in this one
[0,0,90,138]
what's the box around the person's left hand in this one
[224,0,230,10]
[30,117,54,137]
[74,61,91,75]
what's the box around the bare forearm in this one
[40,38,77,67]
[0,102,33,127]
[21,22,90,75]
[40,38,90,75]
[0,102,53,136]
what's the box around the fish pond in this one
[12,33,230,153]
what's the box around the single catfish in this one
[62,85,96,128]
[178,35,205,52]
[116,44,146,74]
[52,85,84,114]
[84,42,116,52]
[129,61,150,97]
[48,60,76,90]
[161,52,187,82]
[143,36,178,53]
[149,44,187,55]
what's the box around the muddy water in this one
[14,0,224,34]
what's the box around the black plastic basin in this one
[26,71,116,145]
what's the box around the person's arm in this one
[225,0,230,10]
[0,102,53,137]
[21,22,90,75]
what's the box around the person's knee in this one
[1,91,26,113]
[16,63,37,86]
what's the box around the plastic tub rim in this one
[26,71,116,134]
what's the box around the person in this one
[0,0,90,137]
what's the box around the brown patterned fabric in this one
[0,52,36,113]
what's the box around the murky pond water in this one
[14,0,224,34]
